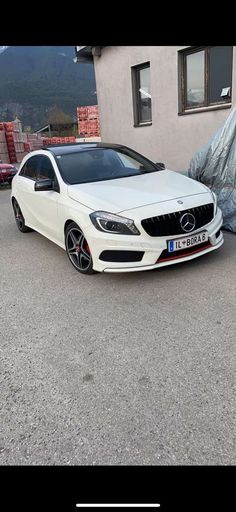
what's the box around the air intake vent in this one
[99,250,144,262]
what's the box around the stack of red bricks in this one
[42,136,76,146]
[0,121,31,163]
[1,122,18,163]
[77,105,100,137]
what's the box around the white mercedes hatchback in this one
[11,143,224,274]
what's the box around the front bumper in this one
[85,207,224,273]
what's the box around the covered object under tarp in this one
[188,107,236,232]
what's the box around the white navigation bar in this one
[76,505,160,508]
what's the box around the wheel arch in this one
[64,219,77,233]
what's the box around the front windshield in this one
[56,147,157,185]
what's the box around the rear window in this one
[56,147,157,185]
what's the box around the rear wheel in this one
[12,199,32,233]
[65,222,96,275]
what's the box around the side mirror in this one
[34,178,53,191]
[155,162,165,170]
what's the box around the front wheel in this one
[12,199,32,233]
[65,222,96,275]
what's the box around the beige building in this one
[75,46,236,171]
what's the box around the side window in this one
[19,155,41,180]
[37,156,56,180]
[131,62,152,126]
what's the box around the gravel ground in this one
[0,187,235,465]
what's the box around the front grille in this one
[141,203,214,237]
[157,241,212,263]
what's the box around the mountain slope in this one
[0,46,97,130]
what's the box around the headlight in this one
[90,211,140,235]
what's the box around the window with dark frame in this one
[179,46,233,113]
[19,155,41,180]
[19,155,57,183]
[132,62,152,126]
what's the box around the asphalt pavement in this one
[0,187,235,465]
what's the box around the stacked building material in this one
[26,133,43,151]
[13,130,25,162]
[0,126,10,163]
[0,120,77,162]
[77,105,100,137]
[0,120,29,163]
[4,123,17,163]
[23,142,31,153]
[42,136,76,145]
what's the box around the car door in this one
[32,154,60,242]
[15,155,40,227]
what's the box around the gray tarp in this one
[188,107,236,232]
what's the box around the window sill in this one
[133,122,152,127]
[178,103,232,116]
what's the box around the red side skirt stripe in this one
[157,243,212,263]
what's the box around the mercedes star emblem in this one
[180,212,196,232]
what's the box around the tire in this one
[12,199,33,233]
[65,222,96,275]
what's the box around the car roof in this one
[42,142,128,156]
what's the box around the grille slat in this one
[141,203,214,237]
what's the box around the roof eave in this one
[75,46,105,62]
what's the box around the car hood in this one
[67,170,210,213]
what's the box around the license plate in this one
[1,170,6,173]
[168,231,208,252]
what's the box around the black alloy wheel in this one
[12,199,32,233]
[65,222,95,275]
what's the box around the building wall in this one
[94,46,236,171]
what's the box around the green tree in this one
[47,106,73,124]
